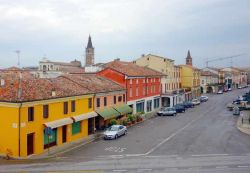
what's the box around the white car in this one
[103,125,127,140]
[192,99,201,105]
[217,90,223,94]
[157,107,177,116]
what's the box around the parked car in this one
[217,90,223,94]
[228,88,232,91]
[174,104,186,113]
[103,125,127,140]
[183,101,194,108]
[199,96,208,102]
[192,99,201,105]
[157,107,177,116]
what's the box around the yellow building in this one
[179,51,201,100]
[134,54,183,107]
[0,70,97,158]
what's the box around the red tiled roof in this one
[201,71,218,77]
[0,71,92,102]
[104,60,164,77]
[0,70,125,102]
[62,74,125,93]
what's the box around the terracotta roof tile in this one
[104,60,164,77]
[62,74,125,93]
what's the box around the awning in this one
[71,112,98,122]
[96,107,120,120]
[44,118,73,129]
[113,104,132,115]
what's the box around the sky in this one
[0,0,250,69]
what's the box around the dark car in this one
[183,101,194,108]
[174,104,185,113]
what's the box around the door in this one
[62,125,67,143]
[27,133,34,155]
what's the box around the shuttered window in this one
[72,122,81,135]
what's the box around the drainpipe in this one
[18,102,22,157]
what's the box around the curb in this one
[237,117,250,135]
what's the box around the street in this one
[1,88,250,173]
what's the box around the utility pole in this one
[15,50,21,68]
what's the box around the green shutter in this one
[72,121,81,135]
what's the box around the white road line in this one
[112,170,128,172]
[191,154,229,157]
[137,168,152,171]
[216,166,228,169]
[237,165,249,168]
[145,114,205,155]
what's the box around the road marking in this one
[145,114,205,155]
[215,166,228,169]
[112,170,128,172]
[105,147,127,153]
[145,155,178,158]
[237,165,249,168]
[137,168,152,171]
[191,154,229,157]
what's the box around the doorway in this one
[27,133,34,155]
[62,125,67,143]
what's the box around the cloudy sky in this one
[0,0,250,69]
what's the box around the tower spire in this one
[85,35,94,66]
[186,50,192,66]
[87,35,93,48]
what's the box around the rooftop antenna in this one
[15,50,21,68]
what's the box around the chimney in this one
[51,89,56,97]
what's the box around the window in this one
[71,100,76,112]
[130,79,132,84]
[97,98,100,107]
[118,96,122,102]
[147,86,150,94]
[136,87,139,96]
[28,107,34,121]
[88,98,92,109]
[43,105,49,118]
[123,94,125,102]
[72,122,81,135]
[130,87,132,97]
[114,96,117,104]
[136,79,138,84]
[143,79,145,83]
[146,100,152,112]
[143,86,146,95]
[104,97,107,106]
[63,102,68,114]
[154,98,160,109]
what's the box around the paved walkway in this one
[237,116,250,135]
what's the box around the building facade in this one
[0,70,97,158]
[200,70,219,93]
[134,54,184,107]
[98,60,163,114]
[179,51,201,100]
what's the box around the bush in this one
[122,120,128,126]
[128,115,136,123]
[110,119,117,125]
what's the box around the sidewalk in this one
[237,116,250,135]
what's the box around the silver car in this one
[103,125,127,140]
[157,107,177,116]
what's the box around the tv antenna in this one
[15,50,21,68]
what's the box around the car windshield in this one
[108,126,119,131]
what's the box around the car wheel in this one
[124,130,127,135]
[115,134,118,139]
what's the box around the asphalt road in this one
[1,88,250,173]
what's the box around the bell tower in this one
[186,50,192,66]
[85,35,94,66]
